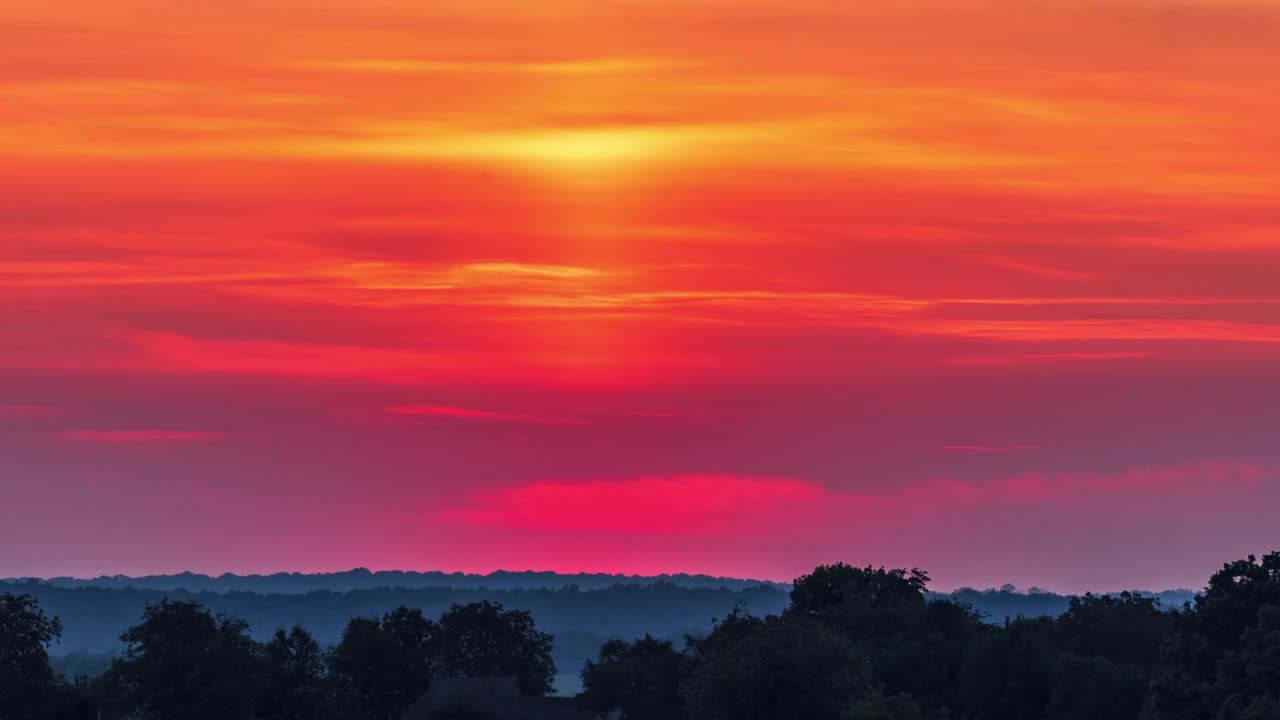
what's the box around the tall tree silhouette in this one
[579,634,686,720]
[327,606,435,720]
[1147,553,1280,720]
[0,592,64,720]
[106,599,263,720]
[789,563,982,714]
[682,611,876,720]
[260,625,328,720]
[433,601,557,696]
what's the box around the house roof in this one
[398,676,597,720]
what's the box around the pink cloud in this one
[913,319,1280,344]
[0,403,79,420]
[56,430,221,444]
[443,475,826,535]
[15,330,725,390]
[940,445,1040,452]
[981,461,1275,501]
[983,257,1100,282]
[442,462,1276,538]
[944,352,1157,366]
[386,404,593,427]
[431,461,1279,590]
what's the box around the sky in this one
[2,0,1279,592]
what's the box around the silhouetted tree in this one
[789,563,983,714]
[433,601,556,696]
[107,599,263,720]
[1047,653,1148,720]
[0,592,64,720]
[1211,602,1280,720]
[790,564,931,617]
[958,615,1059,720]
[327,606,435,720]
[682,611,876,720]
[259,625,328,720]
[845,692,929,720]
[579,634,686,719]
[1148,553,1280,720]
[1058,592,1171,668]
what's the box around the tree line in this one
[0,581,794,659]
[579,553,1280,720]
[3,551,1278,720]
[4,577,1194,666]
[0,597,554,720]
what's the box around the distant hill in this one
[943,586,1196,622]
[4,568,787,594]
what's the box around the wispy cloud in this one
[944,352,1157,366]
[439,462,1278,545]
[386,404,593,427]
[903,319,1280,345]
[0,329,720,390]
[300,57,683,76]
[443,475,824,535]
[56,430,221,444]
[0,259,287,288]
[0,403,80,420]
[939,445,1040,452]
[981,257,1100,282]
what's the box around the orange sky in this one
[3,0,1280,590]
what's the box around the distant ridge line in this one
[3,568,790,594]
[3,568,1198,600]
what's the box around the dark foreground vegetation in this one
[3,552,1278,720]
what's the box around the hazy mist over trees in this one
[1,571,1195,663]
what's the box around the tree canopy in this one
[106,599,264,720]
[579,634,685,720]
[0,592,65,720]
[433,600,557,696]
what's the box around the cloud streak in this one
[0,404,80,420]
[386,404,594,427]
[939,445,1040,453]
[444,475,824,535]
[445,462,1276,534]
[56,430,221,444]
[436,461,1279,589]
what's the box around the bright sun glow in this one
[308,125,759,172]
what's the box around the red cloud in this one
[56,430,221,444]
[386,404,593,427]
[940,445,1040,452]
[0,403,79,420]
[439,462,1277,550]
[444,475,827,535]
[944,352,1157,366]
